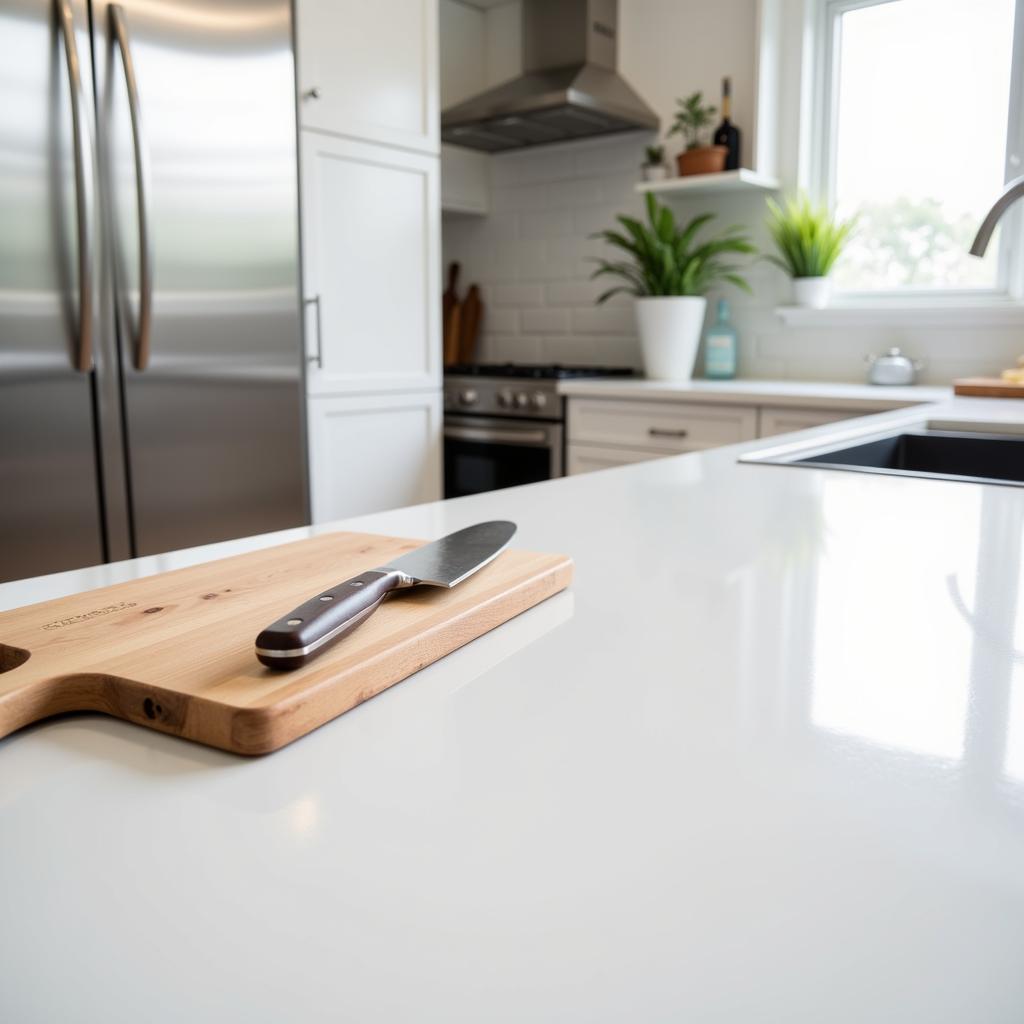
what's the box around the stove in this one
[443,364,634,497]
[444,363,633,420]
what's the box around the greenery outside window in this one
[813,0,1024,300]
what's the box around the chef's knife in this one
[255,521,517,669]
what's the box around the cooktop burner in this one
[445,363,635,380]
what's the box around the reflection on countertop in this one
[3,395,1024,1022]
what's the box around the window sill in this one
[775,302,1024,328]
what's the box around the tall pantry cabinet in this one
[296,0,442,523]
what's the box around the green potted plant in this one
[642,144,667,182]
[667,92,727,176]
[591,193,755,380]
[765,194,856,308]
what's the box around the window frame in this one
[809,0,1024,304]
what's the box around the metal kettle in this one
[865,347,923,386]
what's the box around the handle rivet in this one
[319,595,333,601]
[287,618,302,625]
[351,581,364,587]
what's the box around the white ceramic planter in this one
[792,276,831,308]
[641,164,668,182]
[634,296,707,381]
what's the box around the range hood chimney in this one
[441,0,659,152]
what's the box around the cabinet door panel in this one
[757,407,853,438]
[308,392,441,523]
[567,445,664,476]
[297,0,439,154]
[302,134,440,394]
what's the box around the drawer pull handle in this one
[648,427,689,438]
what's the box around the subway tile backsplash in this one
[442,135,649,369]
[442,133,1024,381]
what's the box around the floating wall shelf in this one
[635,169,780,198]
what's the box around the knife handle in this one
[255,569,405,670]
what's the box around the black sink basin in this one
[795,430,1024,485]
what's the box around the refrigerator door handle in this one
[110,3,153,371]
[304,295,323,369]
[57,0,95,372]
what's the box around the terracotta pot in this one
[676,145,728,177]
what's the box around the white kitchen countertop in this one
[558,375,950,410]
[3,395,1024,1022]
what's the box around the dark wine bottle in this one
[713,76,741,170]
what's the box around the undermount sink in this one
[742,426,1024,488]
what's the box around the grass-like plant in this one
[591,192,755,302]
[765,194,856,278]
[644,144,665,166]
[667,92,717,150]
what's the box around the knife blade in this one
[255,521,517,669]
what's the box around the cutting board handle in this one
[0,642,30,674]
[446,261,460,293]
[0,649,195,746]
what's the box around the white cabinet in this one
[308,392,442,523]
[565,395,860,475]
[301,133,441,395]
[567,445,663,476]
[296,0,442,519]
[441,144,489,216]
[568,398,759,454]
[296,0,439,155]
[758,407,853,438]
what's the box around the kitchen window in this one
[813,0,1024,299]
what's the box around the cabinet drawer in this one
[568,398,758,453]
[566,444,665,476]
[758,407,854,438]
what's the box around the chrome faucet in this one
[971,173,1024,256]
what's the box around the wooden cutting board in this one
[458,283,483,364]
[0,532,573,755]
[443,301,463,366]
[442,261,462,366]
[953,377,1024,398]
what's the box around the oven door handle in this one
[444,425,550,446]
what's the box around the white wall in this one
[620,0,757,171]
[440,0,1024,382]
[439,0,485,106]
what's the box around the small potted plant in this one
[667,92,727,176]
[765,194,856,308]
[642,144,667,182]
[590,193,755,380]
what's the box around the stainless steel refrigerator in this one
[0,0,307,584]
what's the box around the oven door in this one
[444,415,563,498]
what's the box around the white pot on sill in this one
[634,296,707,381]
[792,276,831,308]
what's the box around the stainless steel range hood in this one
[441,0,659,152]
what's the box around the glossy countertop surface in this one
[4,397,1024,1022]
[558,375,950,410]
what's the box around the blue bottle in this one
[704,298,738,379]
